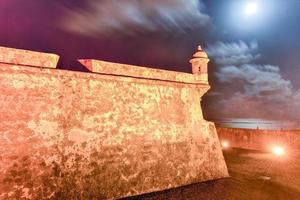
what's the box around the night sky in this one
[1,0,300,127]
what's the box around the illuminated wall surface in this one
[217,127,300,151]
[0,46,228,199]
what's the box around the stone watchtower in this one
[190,45,210,83]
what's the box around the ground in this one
[123,148,300,200]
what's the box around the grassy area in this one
[124,148,300,200]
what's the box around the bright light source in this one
[271,146,285,156]
[221,141,230,149]
[245,2,258,15]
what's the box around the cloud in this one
[216,64,292,99]
[216,88,300,121]
[206,41,261,66]
[206,41,300,122]
[61,0,210,37]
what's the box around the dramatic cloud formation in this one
[216,86,300,123]
[61,0,210,36]
[216,64,292,98]
[206,41,300,122]
[215,64,295,119]
[206,41,261,66]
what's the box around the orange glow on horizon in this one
[271,146,285,156]
[221,140,230,149]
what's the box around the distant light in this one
[244,2,258,16]
[221,141,230,149]
[271,146,285,156]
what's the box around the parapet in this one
[79,59,208,85]
[0,46,210,85]
[0,46,59,68]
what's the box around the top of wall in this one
[217,127,300,132]
[79,59,207,84]
[0,46,209,85]
[0,46,59,68]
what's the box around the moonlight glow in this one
[245,2,258,15]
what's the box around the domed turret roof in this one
[192,46,208,58]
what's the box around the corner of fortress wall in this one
[0,46,228,199]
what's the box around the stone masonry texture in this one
[0,46,59,68]
[0,46,228,199]
[217,127,300,151]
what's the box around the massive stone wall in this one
[217,127,300,151]
[0,46,228,199]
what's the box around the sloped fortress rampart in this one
[0,46,228,199]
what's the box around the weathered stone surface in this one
[0,46,228,200]
[79,59,208,84]
[189,46,209,81]
[0,46,59,68]
[217,127,300,151]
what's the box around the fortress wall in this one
[0,47,228,200]
[217,127,300,151]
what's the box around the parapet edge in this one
[79,59,209,85]
[0,46,59,68]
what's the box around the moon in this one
[244,2,258,15]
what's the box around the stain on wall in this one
[0,46,228,200]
